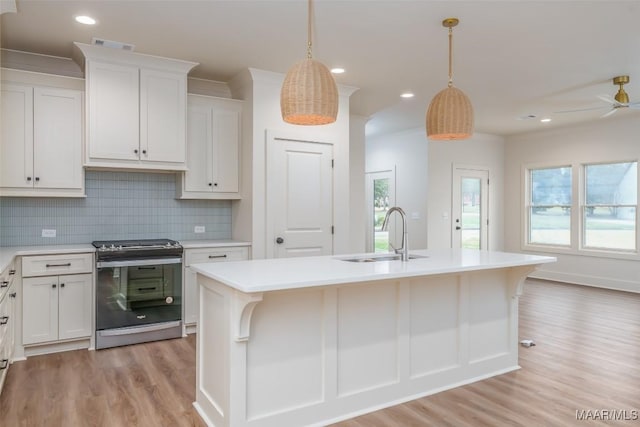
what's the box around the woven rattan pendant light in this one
[426,18,474,140]
[281,0,338,125]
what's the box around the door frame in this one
[365,169,396,252]
[452,164,490,250]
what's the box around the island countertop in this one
[190,248,556,293]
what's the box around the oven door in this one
[96,258,182,331]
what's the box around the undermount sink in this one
[338,253,428,263]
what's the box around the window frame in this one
[522,160,640,260]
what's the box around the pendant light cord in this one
[448,26,453,88]
[307,0,313,59]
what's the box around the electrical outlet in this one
[42,229,57,238]
[194,226,205,233]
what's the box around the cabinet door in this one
[140,69,186,164]
[185,101,213,193]
[22,276,58,345]
[212,107,240,193]
[87,61,139,161]
[33,87,83,189]
[58,273,92,340]
[1,83,33,188]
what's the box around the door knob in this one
[276,237,284,244]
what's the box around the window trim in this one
[522,160,640,260]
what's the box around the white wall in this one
[367,128,429,250]
[428,133,505,250]
[349,114,368,253]
[505,114,640,293]
[230,68,357,259]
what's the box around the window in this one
[583,162,637,251]
[528,166,572,246]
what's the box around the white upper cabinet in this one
[178,94,242,199]
[75,42,197,171]
[1,82,84,197]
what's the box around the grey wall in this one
[0,171,232,246]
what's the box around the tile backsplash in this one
[0,171,232,246]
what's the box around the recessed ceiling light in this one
[540,118,552,123]
[75,15,96,25]
[330,68,345,74]
[401,92,415,99]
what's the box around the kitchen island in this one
[191,249,555,427]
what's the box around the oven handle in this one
[97,258,183,268]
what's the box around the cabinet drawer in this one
[22,253,93,277]
[185,247,248,266]
[0,259,16,302]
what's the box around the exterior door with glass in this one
[452,166,489,249]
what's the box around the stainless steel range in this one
[93,238,183,349]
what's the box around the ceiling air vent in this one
[91,38,135,52]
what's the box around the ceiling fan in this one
[555,75,640,117]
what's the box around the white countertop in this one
[190,248,556,293]
[0,244,96,273]
[180,240,251,249]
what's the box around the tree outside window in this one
[528,166,572,246]
[583,162,637,251]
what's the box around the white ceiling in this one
[2,0,640,138]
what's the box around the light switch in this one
[411,212,420,220]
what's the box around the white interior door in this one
[267,138,333,258]
[452,166,489,249]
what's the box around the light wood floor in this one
[1,279,639,426]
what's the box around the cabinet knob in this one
[60,283,65,288]
[208,183,213,186]
[0,359,8,370]
[142,149,147,155]
[26,177,32,181]
[134,149,139,154]
[0,281,8,288]
[214,183,218,187]
[9,270,15,275]
[35,177,40,182]
[0,316,8,325]
[52,284,57,288]
[276,237,284,244]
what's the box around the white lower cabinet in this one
[184,246,249,327]
[22,253,93,346]
[0,260,17,396]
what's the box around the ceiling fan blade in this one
[554,105,608,114]
[597,94,615,104]
[601,108,618,118]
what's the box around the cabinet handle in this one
[136,267,157,270]
[9,292,16,298]
[208,254,227,259]
[0,359,8,370]
[9,270,15,275]
[0,316,8,325]
[46,263,71,268]
[0,281,8,288]
[26,177,32,181]
[35,177,40,182]
[137,287,157,292]
[60,283,65,288]
[52,284,57,288]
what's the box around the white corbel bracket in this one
[507,265,538,299]
[232,291,264,342]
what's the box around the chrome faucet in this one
[381,207,409,261]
